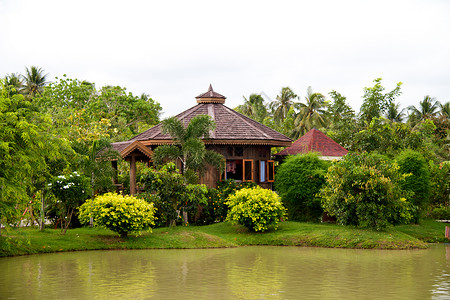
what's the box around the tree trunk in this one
[62,208,74,235]
[40,190,45,231]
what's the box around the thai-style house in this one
[274,128,348,161]
[112,85,292,194]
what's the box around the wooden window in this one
[243,159,254,182]
[267,160,275,182]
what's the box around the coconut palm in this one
[22,66,48,98]
[236,94,268,123]
[4,73,23,95]
[270,87,297,123]
[152,115,224,181]
[408,95,440,122]
[292,87,327,138]
[439,101,449,118]
[385,102,405,122]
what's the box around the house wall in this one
[200,145,274,189]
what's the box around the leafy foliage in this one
[226,186,287,232]
[275,153,330,222]
[197,180,257,225]
[320,153,414,230]
[395,149,431,221]
[79,192,156,237]
[49,172,90,234]
[152,115,224,178]
[429,161,450,206]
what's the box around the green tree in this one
[325,91,358,150]
[385,102,405,122]
[0,80,63,234]
[439,101,449,118]
[4,73,23,96]
[235,94,268,123]
[320,152,413,230]
[152,115,224,180]
[270,87,297,123]
[275,153,330,222]
[359,78,402,124]
[22,66,48,98]
[395,149,431,221]
[293,86,328,138]
[408,95,440,125]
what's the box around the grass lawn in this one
[1,220,448,257]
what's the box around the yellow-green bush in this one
[79,192,156,237]
[226,186,287,232]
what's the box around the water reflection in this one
[0,245,449,299]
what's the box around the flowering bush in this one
[226,186,287,232]
[49,172,90,233]
[78,192,156,237]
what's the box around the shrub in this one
[429,205,450,220]
[429,161,450,206]
[78,192,156,237]
[275,153,330,222]
[226,186,287,232]
[196,180,257,225]
[395,149,431,221]
[320,152,414,230]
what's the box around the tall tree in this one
[0,80,64,234]
[439,101,450,118]
[385,102,405,123]
[325,91,358,150]
[235,94,268,123]
[408,95,440,122]
[152,115,224,182]
[4,73,23,95]
[359,78,402,124]
[439,102,450,118]
[270,87,297,123]
[292,86,328,138]
[22,66,48,98]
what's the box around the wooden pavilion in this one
[111,85,292,194]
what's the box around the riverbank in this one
[1,220,448,257]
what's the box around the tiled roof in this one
[128,102,291,145]
[111,85,291,153]
[274,128,348,157]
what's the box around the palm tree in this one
[4,73,23,95]
[270,87,297,123]
[22,66,48,98]
[152,115,224,181]
[236,94,268,123]
[292,87,327,138]
[385,102,405,122]
[408,95,440,122]
[439,101,449,118]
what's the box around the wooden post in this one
[130,155,137,195]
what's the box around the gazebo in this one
[274,128,348,161]
[112,85,292,194]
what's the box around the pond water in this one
[1,245,449,299]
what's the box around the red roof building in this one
[274,128,348,160]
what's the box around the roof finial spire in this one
[196,84,226,104]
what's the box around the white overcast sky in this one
[1,0,449,118]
